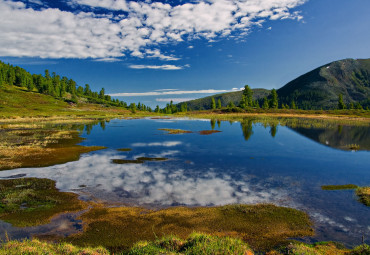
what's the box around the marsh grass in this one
[0,239,109,255]
[0,178,87,227]
[65,204,313,253]
[158,128,193,134]
[356,187,370,206]
[0,121,106,170]
[129,232,254,255]
[321,184,359,190]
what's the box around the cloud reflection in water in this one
[0,150,289,207]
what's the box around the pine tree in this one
[211,97,216,110]
[269,89,278,109]
[217,99,222,109]
[262,97,269,109]
[338,94,346,109]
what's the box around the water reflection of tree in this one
[240,119,254,141]
[270,125,277,138]
[210,119,216,130]
[100,120,106,130]
[217,120,221,128]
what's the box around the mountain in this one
[179,58,370,110]
[277,58,370,109]
[180,89,270,110]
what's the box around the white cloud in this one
[109,89,236,97]
[0,0,307,60]
[154,89,179,92]
[93,57,122,62]
[156,98,196,103]
[128,64,184,70]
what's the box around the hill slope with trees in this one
[179,89,270,111]
[277,58,370,109]
[178,58,370,110]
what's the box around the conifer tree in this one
[269,89,278,109]
[217,99,222,109]
[211,97,216,109]
[262,97,269,109]
[338,94,346,109]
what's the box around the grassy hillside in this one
[181,88,270,110]
[0,85,130,118]
[278,58,370,109]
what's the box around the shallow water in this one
[0,117,369,246]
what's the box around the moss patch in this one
[356,187,370,206]
[158,128,193,134]
[0,178,87,227]
[321,184,358,190]
[65,204,313,253]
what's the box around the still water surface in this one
[0,117,369,246]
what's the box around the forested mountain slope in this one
[277,58,370,109]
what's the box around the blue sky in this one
[1,0,369,107]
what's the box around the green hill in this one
[181,89,270,110]
[277,58,370,109]
[179,58,370,110]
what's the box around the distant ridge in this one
[179,58,370,110]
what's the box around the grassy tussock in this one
[0,178,87,227]
[129,232,254,255]
[0,239,109,255]
[65,204,313,253]
[356,187,370,206]
[198,130,222,135]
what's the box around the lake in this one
[0,117,369,246]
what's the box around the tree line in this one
[0,61,155,111]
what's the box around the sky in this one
[0,0,370,107]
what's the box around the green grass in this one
[0,178,87,227]
[0,239,109,255]
[128,232,253,255]
[321,184,359,190]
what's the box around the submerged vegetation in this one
[65,204,313,253]
[0,178,86,227]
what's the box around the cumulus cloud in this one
[128,64,184,70]
[109,89,236,96]
[0,0,306,60]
